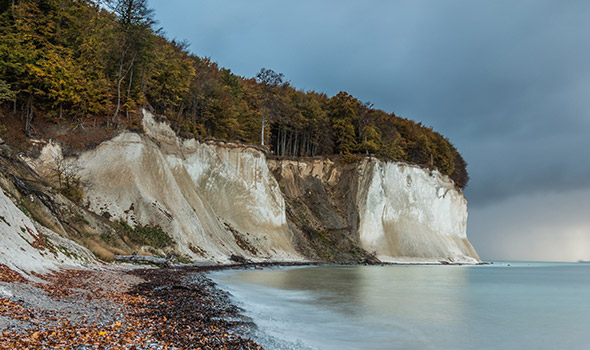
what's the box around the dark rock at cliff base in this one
[114,254,170,266]
[230,254,251,264]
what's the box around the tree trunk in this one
[275,128,280,155]
[140,65,147,106]
[261,114,265,146]
[113,48,133,124]
[284,132,288,156]
[113,59,124,123]
[286,133,292,156]
[25,96,33,137]
[126,65,134,120]
[261,92,270,146]
[176,102,185,120]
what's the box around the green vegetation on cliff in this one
[0,0,468,188]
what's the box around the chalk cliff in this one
[9,110,479,267]
[0,173,95,276]
[70,112,302,263]
[356,161,479,263]
[270,157,479,264]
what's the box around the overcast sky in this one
[149,0,590,262]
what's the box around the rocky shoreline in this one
[0,264,276,349]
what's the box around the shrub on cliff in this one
[119,221,174,249]
[58,178,84,204]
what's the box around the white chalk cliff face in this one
[73,111,301,263]
[356,160,479,263]
[0,189,95,276]
[65,109,479,264]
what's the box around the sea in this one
[210,262,590,350]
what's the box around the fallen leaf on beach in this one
[0,266,263,349]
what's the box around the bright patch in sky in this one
[469,187,590,262]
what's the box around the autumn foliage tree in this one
[0,0,469,189]
[256,68,285,146]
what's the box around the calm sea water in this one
[210,263,590,350]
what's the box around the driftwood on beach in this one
[114,254,170,265]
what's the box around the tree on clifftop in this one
[104,0,154,123]
[105,0,153,27]
[328,91,361,154]
[256,68,284,146]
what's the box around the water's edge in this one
[210,262,590,350]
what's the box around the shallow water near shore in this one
[210,262,590,350]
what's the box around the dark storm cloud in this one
[149,0,590,208]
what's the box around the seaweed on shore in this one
[129,268,262,349]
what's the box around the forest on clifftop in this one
[0,0,468,188]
